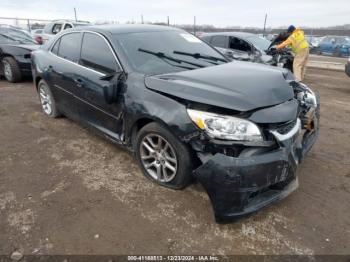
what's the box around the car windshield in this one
[115,30,227,75]
[245,35,271,52]
[0,34,20,44]
[0,29,36,44]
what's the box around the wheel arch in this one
[0,53,15,59]
[34,76,43,91]
[128,117,157,149]
[128,116,184,149]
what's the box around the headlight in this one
[299,83,317,108]
[187,109,263,141]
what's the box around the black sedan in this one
[0,32,39,82]
[31,25,320,223]
[346,57,350,77]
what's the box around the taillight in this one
[35,35,43,45]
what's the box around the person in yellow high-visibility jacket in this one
[276,25,309,82]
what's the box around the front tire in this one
[2,57,22,83]
[135,122,193,189]
[38,80,60,118]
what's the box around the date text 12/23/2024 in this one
[127,256,219,261]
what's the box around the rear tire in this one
[2,57,22,83]
[134,122,193,189]
[37,80,60,118]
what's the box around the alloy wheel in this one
[39,85,53,115]
[3,61,12,81]
[140,134,178,183]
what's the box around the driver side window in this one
[229,37,252,53]
[52,23,63,34]
[80,32,120,74]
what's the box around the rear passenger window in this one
[80,32,119,74]
[57,33,81,62]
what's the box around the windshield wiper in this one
[138,48,205,69]
[173,50,228,63]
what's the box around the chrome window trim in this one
[50,51,104,76]
[48,30,124,76]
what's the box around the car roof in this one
[51,20,90,24]
[71,24,181,35]
[201,32,257,39]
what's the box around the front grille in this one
[273,119,297,135]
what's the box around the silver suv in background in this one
[38,20,90,44]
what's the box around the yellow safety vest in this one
[288,29,309,54]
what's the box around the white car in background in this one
[38,20,90,44]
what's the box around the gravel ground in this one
[0,68,349,256]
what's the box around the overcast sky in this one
[1,0,349,28]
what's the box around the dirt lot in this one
[309,54,348,65]
[0,68,349,256]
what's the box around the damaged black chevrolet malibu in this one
[31,25,320,223]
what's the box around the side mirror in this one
[100,71,124,104]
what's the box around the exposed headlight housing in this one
[299,83,317,108]
[187,109,263,141]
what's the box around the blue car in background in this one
[317,36,350,57]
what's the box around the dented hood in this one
[145,61,294,112]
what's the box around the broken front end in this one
[189,81,320,223]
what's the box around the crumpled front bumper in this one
[194,108,320,223]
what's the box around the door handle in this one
[74,78,85,88]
